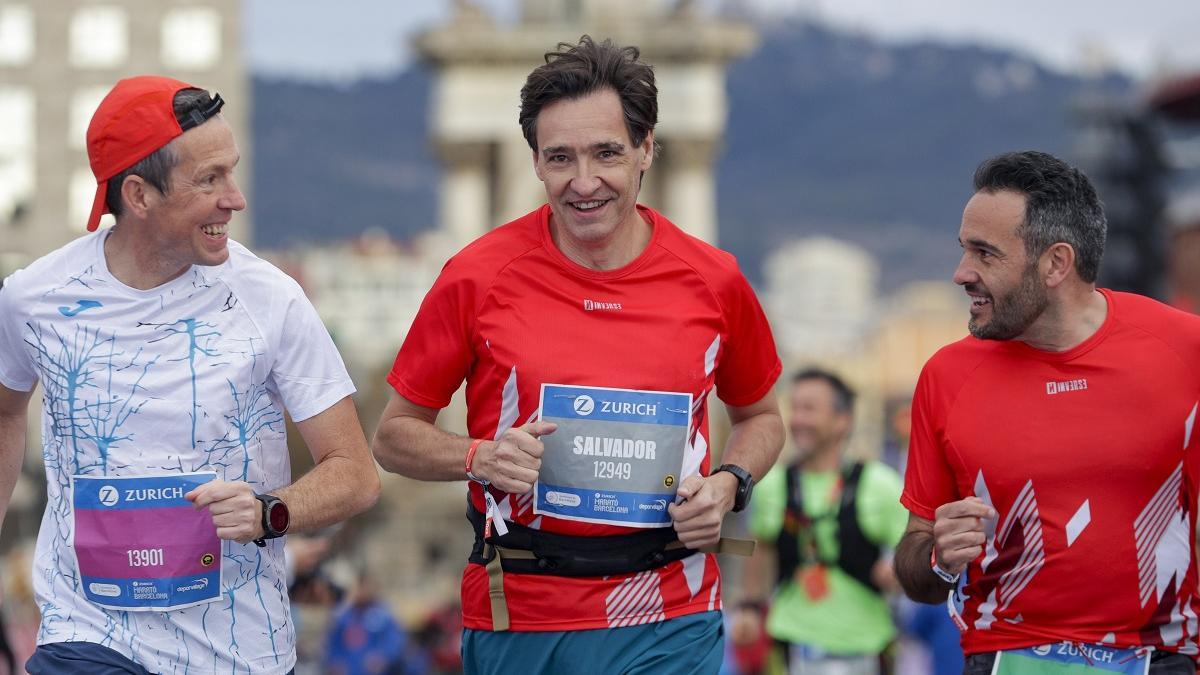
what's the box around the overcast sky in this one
[243,0,1200,83]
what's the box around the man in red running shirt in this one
[895,150,1200,674]
[372,36,784,675]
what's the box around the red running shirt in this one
[903,289,1200,656]
[388,204,782,631]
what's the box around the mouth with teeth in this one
[570,199,610,213]
[966,286,992,314]
[200,223,228,239]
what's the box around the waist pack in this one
[465,498,754,630]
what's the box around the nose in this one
[220,177,247,212]
[569,159,601,196]
[952,252,978,286]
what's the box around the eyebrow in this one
[541,141,627,156]
[196,153,241,173]
[960,237,1003,254]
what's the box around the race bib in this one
[535,384,692,527]
[72,473,223,611]
[992,643,1151,675]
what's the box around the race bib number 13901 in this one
[72,473,223,611]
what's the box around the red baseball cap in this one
[84,76,199,232]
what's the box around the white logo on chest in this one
[1046,379,1088,395]
[583,299,622,311]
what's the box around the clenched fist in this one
[470,421,557,494]
[932,496,996,576]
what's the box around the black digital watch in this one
[712,464,754,513]
[253,493,290,547]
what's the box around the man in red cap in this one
[0,76,380,674]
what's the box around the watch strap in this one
[930,545,961,584]
[253,493,288,547]
[713,464,753,513]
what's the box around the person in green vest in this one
[736,368,910,675]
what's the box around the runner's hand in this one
[471,421,556,494]
[932,496,995,576]
[669,473,737,549]
[186,479,263,544]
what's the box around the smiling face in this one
[789,378,851,466]
[954,189,1049,341]
[532,88,654,258]
[144,116,245,271]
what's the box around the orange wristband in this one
[465,438,486,483]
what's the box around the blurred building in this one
[414,0,757,246]
[764,236,877,361]
[764,236,967,463]
[0,0,250,273]
[267,229,451,385]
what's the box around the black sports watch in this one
[712,464,754,513]
[253,493,290,547]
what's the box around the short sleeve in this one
[748,465,787,541]
[714,271,782,407]
[0,275,37,391]
[386,260,476,409]
[267,291,356,422]
[900,364,961,520]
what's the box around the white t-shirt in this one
[0,231,355,674]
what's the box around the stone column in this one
[660,136,717,244]
[435,139,492,247]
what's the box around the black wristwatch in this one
[253,493,290,547]
[712,464,754,513]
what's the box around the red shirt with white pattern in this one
[903,289,1200,656]
[388,204,782,631]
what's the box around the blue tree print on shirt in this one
[205,336,283,481]
[25,323,113,472]
[143,318,222,450]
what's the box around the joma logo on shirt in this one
[1046,379,1088,395]
[583,299,622,311]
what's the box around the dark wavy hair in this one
[519,35,657,151]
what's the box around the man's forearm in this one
[373,412,474,481]
[721,410,784,481]
[276,397,380,534]
[895,529,955,603]
[275,452,380,533]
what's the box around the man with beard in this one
[737,369,907,674]
[894,150,1200,674]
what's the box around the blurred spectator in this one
[738,369,908,674]
[412,601,464,674]
[324,571,426,675]
[0,548,37,674]
[726,601,771,674]
[287,533,342,606]
[1167,190,1200,313]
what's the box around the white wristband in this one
[930,547,961,584]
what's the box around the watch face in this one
[267,501,289,533]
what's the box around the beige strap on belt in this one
[482,538,755,632]
[483,544,536,632]
[665,537,756,557]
